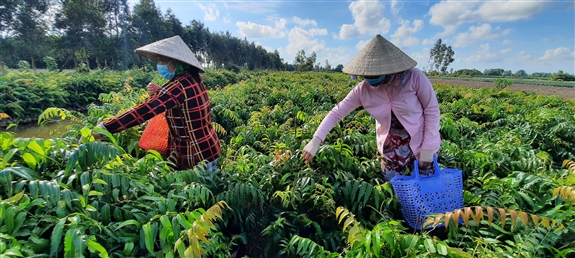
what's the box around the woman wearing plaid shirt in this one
[92,36,221,174]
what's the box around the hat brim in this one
[134,36,205,73]
[342,34,417,76]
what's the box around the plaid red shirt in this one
[102,72,221,169]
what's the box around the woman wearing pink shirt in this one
[302,34,441,181]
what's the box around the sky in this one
[132,0,575,74]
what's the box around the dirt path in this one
[430,79,575,99]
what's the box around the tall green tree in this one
[293,50,316,71]
[55,0,108,70]
[14,2,47,69]
[428,39,455,74]
[131,0,166,46]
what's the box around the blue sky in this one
[136,0,574,74]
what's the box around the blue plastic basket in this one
[390,158,464,230]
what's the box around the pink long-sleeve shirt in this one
[313,68,441,158]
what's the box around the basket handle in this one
[413,157,441,179]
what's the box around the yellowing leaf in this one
[518,211,529,226]
[0,113,11,120]
[343,217,355,232]
[499,208,506,227]
[486,207,494,226]
[509,210,517,230]
[530,214,540,227]
[2,191,25,204]
[463,207,472,227]
[541,217,550,230]
[474,206,484,224]
[434,213,445,227]
[444,212,453,229]
[453,209,462,228]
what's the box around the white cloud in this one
[429,0,547,26]
[476,1,547,22]
[436,25,458,37]
[338,1,391,39]
[500,48,512,54]
[453,24,499,47]
[429,1,547,31]
[409,47,431,70]
[278,26,327,60]
[391,0,403,15]
[293,17,317,27]
[495,26,512,36]
[321,46,354,66]
[518,51,532,61]
[466,43,502,63]
[503,39,514,46]
[223,16,231,23]
[236,19,287,39]
[391,37,419,48]
[538,47,575,62]
[391,19,424,38]
[196,3,220,21]
[390,19,423,48]
[308,28,328,36]
[422,38,435,45]
[355,40,369,50]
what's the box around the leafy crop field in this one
[1,71,575,257]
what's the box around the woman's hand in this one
[302,137,322,164]
[418,149,434,168]
[418,161,432,168]
[78,131,103,144]
[147,82,161,95]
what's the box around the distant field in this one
[428,76,575,88]
[430,78,575,99]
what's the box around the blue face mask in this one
[364,75,388,87]
[157,64,175,80]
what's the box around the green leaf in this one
[517,191,535,209]
[64,228,85,258]
[89,191,103,196]
[3,248,24,257]
[436,242,448,256]
[87,237,109,258]
[93,179,108,185]
[143,222,155,254]
[123,242,134,256]
[21,153,37,170]
[116,220,141,230]
[27,140,45,157]
[176,214,192,229]
[2,149,18,167]
[12,212,26,235]
[50,218,66,257]
[160,216,173,242]
[101,204,111,225]
[424,239,437,254]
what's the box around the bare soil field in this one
[430,78,575,100]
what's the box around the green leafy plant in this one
[494,78,513,90]
[1,70,575,257]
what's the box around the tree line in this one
[0,0,288,71]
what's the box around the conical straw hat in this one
[135,35,204,73]
[342,34,416,76]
